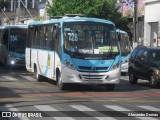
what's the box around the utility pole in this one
[133,0,138,47]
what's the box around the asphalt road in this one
[0,65,160,120]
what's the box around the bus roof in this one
[29,16,115,26]
[116,29,128,34]
[0,25,28,29]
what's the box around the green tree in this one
[0,0,10,10]
[47,0,130,32]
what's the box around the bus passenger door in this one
[52,24,61,80]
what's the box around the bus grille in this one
[80,74,105,80]
[78,66,108,71]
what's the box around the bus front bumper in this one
[61,67,121,84]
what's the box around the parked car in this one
[128,46,160,88]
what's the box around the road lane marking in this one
[34,105,58,111]
[34,105,75,118]
[1,76,18,81]
[70,105,95,111]
[104,105,159,120]
[104,105,131,111]
[5,104,30,120]
[136,117,158,120]
[5,104,18,111]
[137,106,160,111]
[53,117,75,120]
[95,117,117,120]
[19,75,36,81]
[70,105,118,119]
[1,97,160,103]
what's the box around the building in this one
[117,0,145,47]
[0,0,44,25]
[144,0,160,47]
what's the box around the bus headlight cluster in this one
[64,59,76,70]
[112,62,120,70]
[11,60,15,65]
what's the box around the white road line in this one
[34,105,58,111]
[70,105,95,111]
[137,106,160,111]
[19,75,36,81]
[136,117,159,120]
[104,105,159,120]
[5,104,18,111]
[53,117,75,120]
[104,105,131,111]
[95,117,117,120]
[1,76,18,81]
[5,104,30,120]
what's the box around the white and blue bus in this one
[26,15,121,90]
[0,25,28,66]
[116,29,132,73]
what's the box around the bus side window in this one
[34,26,40,47]
[39,25,46,48]
[3,30,8,48]
[56,25,61,57]
[28,26,34,47]
[46,25,51,49]
[52,25,57,50]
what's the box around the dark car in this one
[128,46,160,88]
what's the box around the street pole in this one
[133,0,138,47]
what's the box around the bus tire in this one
[56,73,66,90]
[105,84,115,91]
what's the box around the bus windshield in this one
[119,33,131,55]
[9,28,27,53]
[63,22,119,59]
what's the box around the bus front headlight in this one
[64,59,76,70]
[112,62,120,70]
[11,60,15,65]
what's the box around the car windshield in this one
[150,50,160,61]
[119,33,131,55]
[9,28,27,53]
[63,22,120,59]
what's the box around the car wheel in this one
[56,74,66,90]
[129,69,138,84]
[150,72,158,88]
[106,84,115,91]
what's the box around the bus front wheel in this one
[56,74,66,90]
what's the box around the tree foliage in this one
[0,0,10,10]
[47,0,130,31]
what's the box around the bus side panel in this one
[26,48,31,72]
[32,49,52,79]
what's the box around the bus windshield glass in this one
[9,28,27,53]
[119,33,131,55]
[63,22,119,58]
